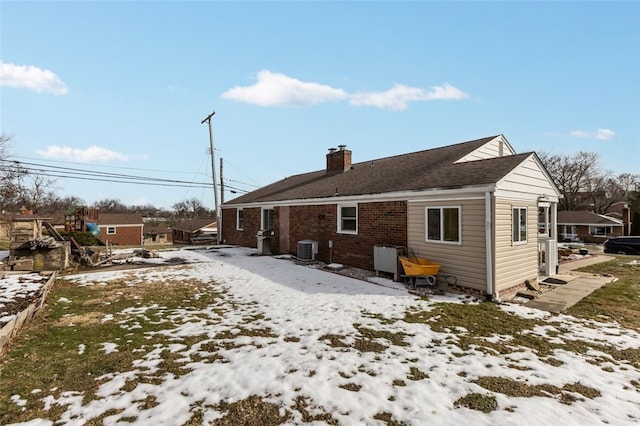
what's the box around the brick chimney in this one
[622,203,631,236]
[326,145,352,174]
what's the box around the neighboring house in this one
[221,135,562,301]
[172,219,217,245]
[143,225,173,245]
[604,201,633,236]
[557,210,624,243]
[97,213,144,246]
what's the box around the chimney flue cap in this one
[328,147,337,153]
[338,144,347,151]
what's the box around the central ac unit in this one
[297,240,318,261]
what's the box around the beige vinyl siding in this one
[494,200,539,294]
[407,198,486,292]
[498,155,559,200]
[455,135,515,163]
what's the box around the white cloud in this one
[222,70,348,107]
[0,61,68,95]
[569,128,617,140]
[222,71,469,110]
[36,146,128,162]
[350,83,469,110]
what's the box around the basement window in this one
[426,207,461,243]
[338,204,357,234]
[107,227,116,235]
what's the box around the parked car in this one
[603,237,640,255]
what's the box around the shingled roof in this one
[225,136,533,205]
[557,210,623,226]
[172,218,217,232]
[98,213,143,225]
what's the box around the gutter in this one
[485,191,494,300]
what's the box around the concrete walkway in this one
[524,255,616,313]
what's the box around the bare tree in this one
[93,198,128,213]
[540,150,639,213]
[540,151,600,210]
[16,174,59,213]
[172,198,210,219]
[0,133,27,211]
[40,195,87,215]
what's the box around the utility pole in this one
[201,111,221,245]
[220,157,225,204]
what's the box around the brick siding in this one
[222,201,407,271]
[99,225,143,246]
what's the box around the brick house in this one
[557,210,624,243]
[221,135,562,301]
[97,213,144,246]
[172,218,217,245]
[143,225,173,245]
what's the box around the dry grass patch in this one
[472,376,600,405]
[213,395,290,425]
[566,255,640,331]
[0,273,227,425]
[453,392,498,413]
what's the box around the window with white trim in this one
[512,207,527,243]
[262,208,275,231]
[338,204,357,234]
[589,225,611,236]
[107,227,116,235]
[237,209,244,230]
[426,207,460,243]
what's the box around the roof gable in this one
[173,218,217,232]
[225,135,536,206]
[454,134,516,163]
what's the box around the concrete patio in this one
[525,255,615,313]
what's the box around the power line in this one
[0,159,240,190]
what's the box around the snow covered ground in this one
[1,272,51,325]
[5,246,640,425]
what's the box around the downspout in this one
[485,191,494,301]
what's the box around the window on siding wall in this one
[237,209,244,230]
[262,208,275,231]
[426,207,460,243]
[107,227,116,235]
[338,204,357,234]
[512,207,527,243]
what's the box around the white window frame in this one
[107,226,116,235]
[589,225,611,236]
[236,209,244,231]
[338,204,358,235]
[261,207,275,231]
[425,206,461,244]
[512,207,528,244]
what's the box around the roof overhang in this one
[222,184,497,209]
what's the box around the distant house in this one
[143,225,172,245]
[604,201,633,236]
[557,210,624,243]
[172,219,217,245]
[97,213,144,246]
[221,135,562,301]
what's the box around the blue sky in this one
[1,1,639,210]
